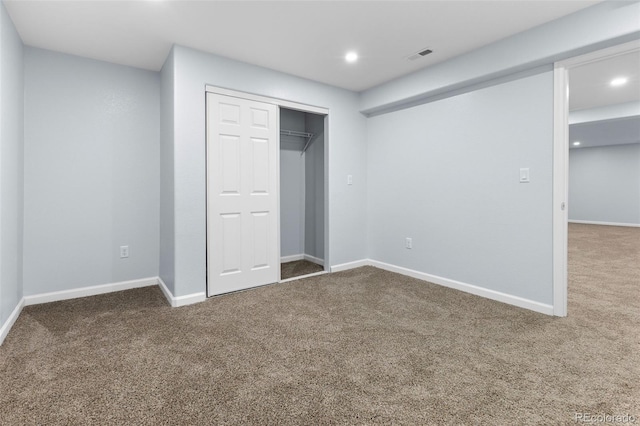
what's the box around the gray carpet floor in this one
[281,259,324,280]
[0,224,638,424]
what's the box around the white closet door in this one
[207,93,279,296]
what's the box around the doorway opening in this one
[279,108,328,281]
[552,40,640,316]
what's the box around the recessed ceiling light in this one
[345,51,358,63]
[573,141,581,146]
[610,77,628,87]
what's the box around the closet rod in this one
[280,128,315,154]
[280,129,313,139]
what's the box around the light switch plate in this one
[520,168,530,183]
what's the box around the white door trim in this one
[552,39,640,317]
[552,63,569,317]
[323,114,330,273]
[205,85,329,115]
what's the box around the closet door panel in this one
[207,93,279,296]
[250,211,270,270]
[250,138,270,195]
[219,135,241,195]
[220,213,242,275]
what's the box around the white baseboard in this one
[569,220,640,228]
[1,257,556,347]
[369,260,554,316]
[157,277,207,307]
[23,277,159,306]
[280,270,328,283]
[157,276,174,305]
[304,254,324,266]
[330,259,370,272]
[0,298,25,346]
[281,254,325,266]
[1,276,207,346]
[281,254,304,263]
[23,276,206,308]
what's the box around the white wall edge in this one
[330,259,370,272]
[157,276,207,307]
[0,298,25,346]
[304,254,324,266]
[281,254,304,263]
[569,220,640,228]
[369,260,555,316]
[23,277,159,306]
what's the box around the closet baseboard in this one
[569,220,640,228]
[304,255,324,266]
[281,254,325,266]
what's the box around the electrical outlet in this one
[120,245,129,259]
[405,238,412,249]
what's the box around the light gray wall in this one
[360,1,640,115]
[280,108,306,258]
[0,2,24,327]
[569,116,640,149]
[570,101,640,125]
[23,48,160,295]
[569,143,640,225]
[367,72,554,305]
[160,49,175,294]
[170,45,367,297]
[304,113,324,260]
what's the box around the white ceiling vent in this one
[407,48,433,61]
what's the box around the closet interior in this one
[279,108,326,281]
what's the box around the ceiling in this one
[4,0,600,92]
[569,50,640,150]
[569,50,640,111]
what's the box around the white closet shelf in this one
[280,129,315,154]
